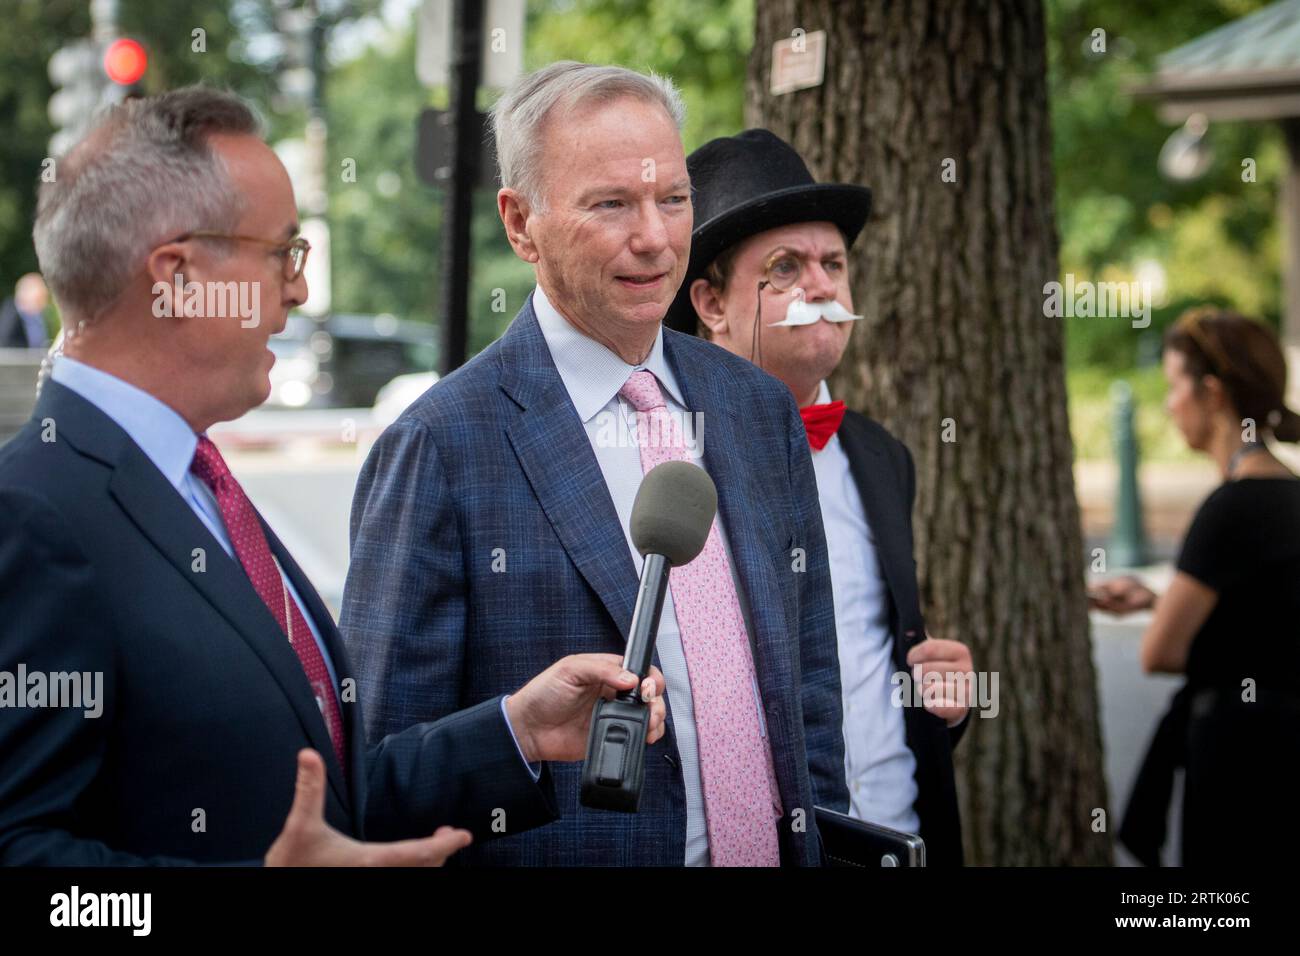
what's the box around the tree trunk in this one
[749,0,1111,865]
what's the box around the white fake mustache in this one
[766,290,863,326]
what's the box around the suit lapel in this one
[109,454,350,810]
[664,335,800,775]
[499,303,638,637]
[836,412,926,661]
[42,383,351,811]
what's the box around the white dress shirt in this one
[809,381,920,832]
[534,285,751,866]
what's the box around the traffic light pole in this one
[91,0,118,45]
[48,0,125,155]
[437,0,483,376]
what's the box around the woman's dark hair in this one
[1163,306,1300,442]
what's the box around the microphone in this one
[580,460,717,812]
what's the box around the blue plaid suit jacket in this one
[340,298,848,865]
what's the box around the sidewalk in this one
[1074,459,1219,555]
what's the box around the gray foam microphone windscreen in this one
[629,460,718,566]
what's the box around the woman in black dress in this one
[1090,308,1300,866]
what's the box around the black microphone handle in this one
[619,551,670,699]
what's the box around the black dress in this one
[1120,477,1300,867]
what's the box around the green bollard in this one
[1108,379,1150,568]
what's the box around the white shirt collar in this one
[815,379,832,404]
[531,285,686,421]
[51,355,200,491]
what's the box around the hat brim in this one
[664,182,872,334]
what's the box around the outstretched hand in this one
[265,749,472,867]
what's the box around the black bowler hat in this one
[664,128,872,334]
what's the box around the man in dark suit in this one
[665,129,973,865]
[0,87,665,866]
[341,63,848,866]
[0,273,51,348]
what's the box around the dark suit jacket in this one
[0,299,41,348]
[0,381,557,865]
[836,409,966,866]
[341,298,849,866]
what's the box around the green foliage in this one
[0,0,91,288]
[526,0,752,151]
[1068,364,1197,462]
[0,0,296,298]
[1046,0,1285,376]
[322,26,537,357]
[324,28,439,332]
[323,0,754,356]
[115,1,275,97]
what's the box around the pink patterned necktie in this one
[618,370,781,866]
[190,436,348,779]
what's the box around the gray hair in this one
[33,86,261,321]
[489,61,685,212]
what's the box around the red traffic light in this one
[103,38,147,86]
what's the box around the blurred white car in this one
[267,313,438,410]
[372,371,439,426]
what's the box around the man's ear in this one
[498,188,539,263]
[145,240,192,319]
[689,277,728,338]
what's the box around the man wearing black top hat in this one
[665,129,973,865]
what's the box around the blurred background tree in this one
[1047,0,1283,460]
[0,0,91,285]
[0,0,288,286]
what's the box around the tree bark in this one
[749,0,1111,865]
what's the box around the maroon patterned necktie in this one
[190,435,347,777]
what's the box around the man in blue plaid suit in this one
[341,62,848,866]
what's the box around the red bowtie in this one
[799,400,846,451]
